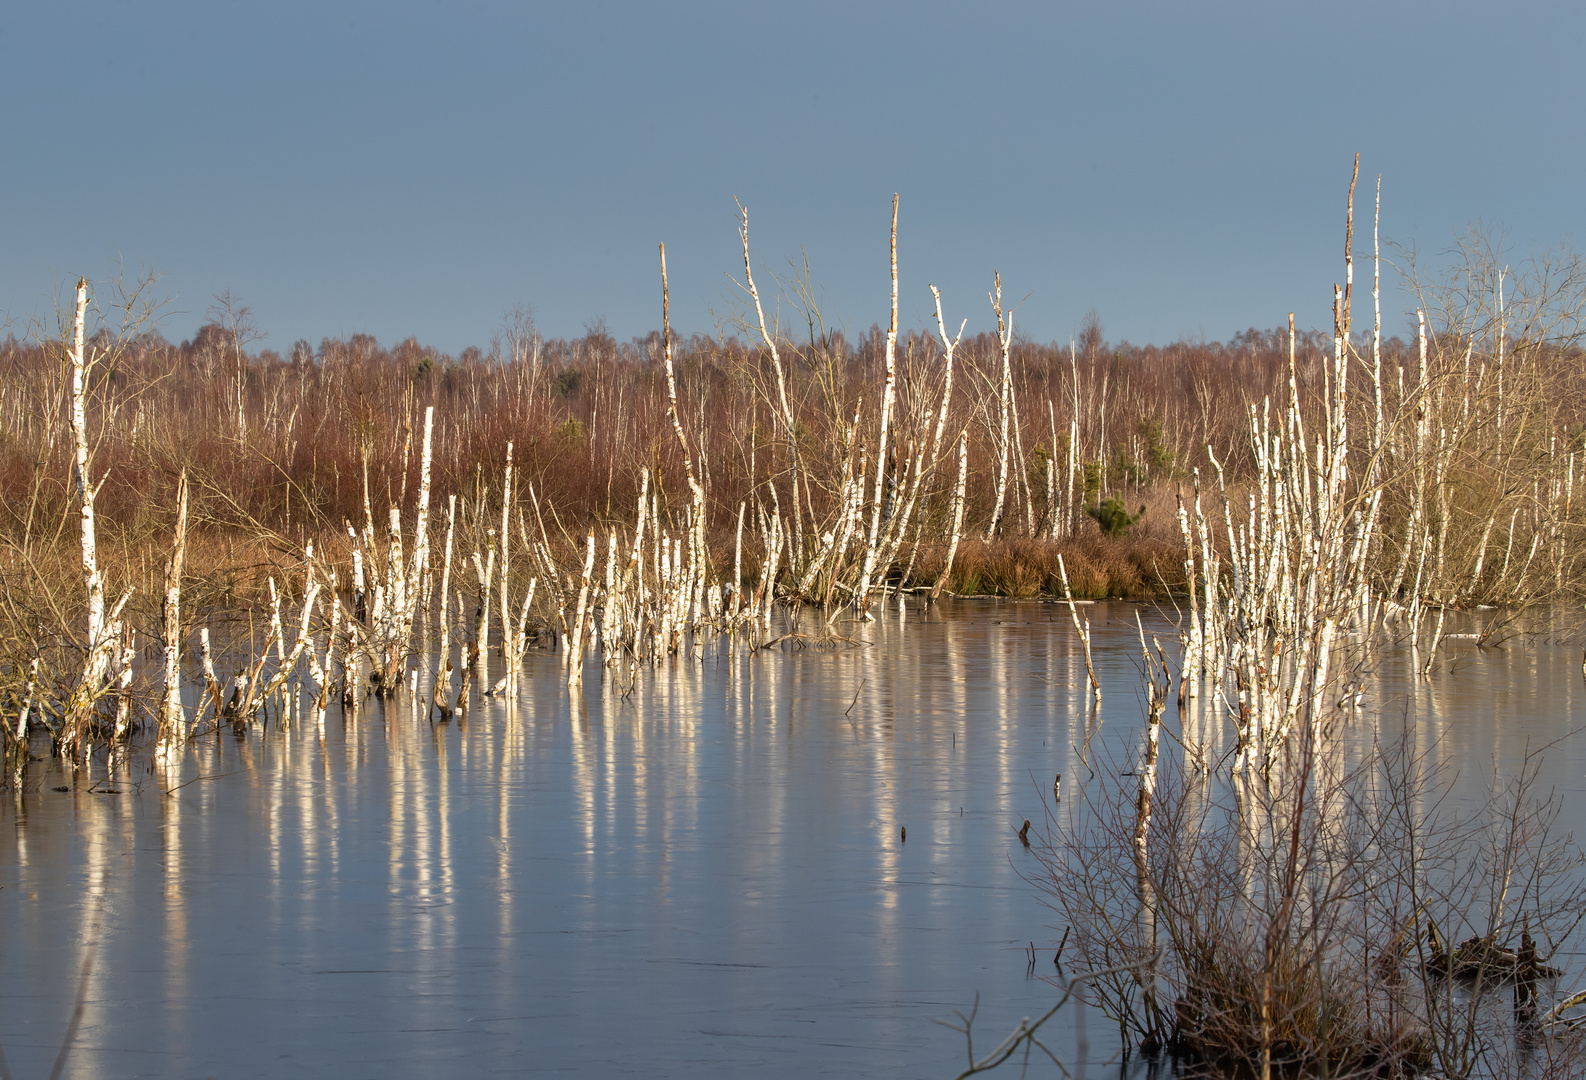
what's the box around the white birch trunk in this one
[471,533,495,693]
[986,274,1013,539]
[436,494,456,681]
[1058,554,1100,702]
[198,627,221,725]
[931,432,969,600]
[66,277,114,747]
[927,286,964,468]
[499,444,515,679]
[567,533,596,687]
[856,195,900,611]
[739,204,805,568]
[114,626,134,742]
[410,405,435,621]
[16,656,40,751]
[162,469,189,738]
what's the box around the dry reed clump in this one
[4,530,317,634]
[1166,934,1434,1077]
[0,527,319,737]
[932,525,1183,599]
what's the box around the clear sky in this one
[3,2,1581,353]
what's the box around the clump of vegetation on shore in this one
[1025,735,1586,1080]
[939,162,1586,1079]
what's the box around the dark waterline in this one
[5,601,1586,1078]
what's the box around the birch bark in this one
[162,470,189,737]
[856,196,900,610]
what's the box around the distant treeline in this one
[3,269,1586,619]
[0,315,1405,540]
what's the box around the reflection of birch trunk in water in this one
[1133,615,1170,1039]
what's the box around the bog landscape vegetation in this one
[10,163,1586,1077]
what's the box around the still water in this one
[4,601,1586,1078]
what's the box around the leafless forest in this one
[3,184,1586,753]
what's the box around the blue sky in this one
[3,2,1581,353]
